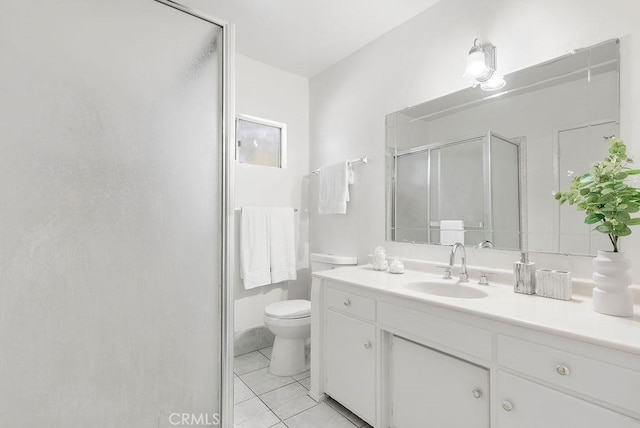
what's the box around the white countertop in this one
[314,265,640,356]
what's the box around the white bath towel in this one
[240,207,272,289]
[440,220,465,245]
[318,161,350,215]
[269,207,297,284]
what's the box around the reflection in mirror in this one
[386,39,619,255]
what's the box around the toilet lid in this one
[264,299,311,319]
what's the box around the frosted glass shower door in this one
[0,1,225,427]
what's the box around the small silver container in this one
[514,262,536,294]
[536,269,572,301]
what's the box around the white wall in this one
[234,54,310,332]
[310,0,640,281]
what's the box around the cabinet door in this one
[325,309,376,424]
[391,336,489,428]
[498,371,640,428]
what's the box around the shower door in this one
[0,1,228,427]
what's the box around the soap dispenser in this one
[514,252,536,294]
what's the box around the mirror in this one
[386,39,619,256]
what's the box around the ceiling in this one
[208,0,442,77]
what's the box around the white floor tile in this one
[258,346,273,360]
[234,409,280,428]
[298,377,311,391]
[240,367,296,395]
[234,397,269,425]
[271,395,318,420]
[259,382,308,409]
[234,351,270,376]
[234,376,256,405]
[292,370,310,381]
[259,382,317,420]
[284,403,356,428]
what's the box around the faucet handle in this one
[478,271,497,285]
[436,265,452,280]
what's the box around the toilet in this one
[264,253,357,376]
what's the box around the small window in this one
[236,114,287,168]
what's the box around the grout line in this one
[254,393,283,425]
[280,402,322,423]
[234,377,257,405]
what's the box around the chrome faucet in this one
[449,242,469,283]
[478,240,494,249]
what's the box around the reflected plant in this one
[554,137,640,252]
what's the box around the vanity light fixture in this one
[463,38,506,91]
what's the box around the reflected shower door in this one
[0,1,224,426]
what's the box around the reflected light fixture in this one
[463,38,506,91]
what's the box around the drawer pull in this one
[501,401,513,412]
[472,389,482,399]
[343,299,351,306]
[364,341,372,349]
[556,364,570,376]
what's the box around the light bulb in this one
[463,51,489,80]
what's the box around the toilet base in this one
[269,336,308,376]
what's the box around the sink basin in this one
[403,281,488,299]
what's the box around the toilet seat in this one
[264,299,310,319]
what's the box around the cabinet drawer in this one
[327,288,376,322]
[379,303,492,361]
[498,371,640,428]
[498,335,640,415]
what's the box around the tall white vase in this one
[592,250,633,317]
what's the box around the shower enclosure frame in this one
[152,2,236,427]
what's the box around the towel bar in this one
[235,208,298,212]
[311,156,368,175]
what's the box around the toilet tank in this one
[310,253,358,272]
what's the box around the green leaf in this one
[579,175,595,184]
[628,218,640,226]
[616,225,632,236]
[584,214,604,224]
[601,188,614,195]
[625,203,640,213]
[626,169,640,175]
[615,211,631,222]
[596,223,613,233]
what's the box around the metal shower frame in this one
[152,2,236,427]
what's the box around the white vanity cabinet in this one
[391,336,490,428]
[312,273,640,428]
[324,288,377,425]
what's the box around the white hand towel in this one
[440,220,465,245]
[318,161,350,215]
[240,207,272,289]
[269,207,297,284]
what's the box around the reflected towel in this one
[440,220,465,245]
[240,207,272,289]
[318,161,350,214]
[269,207,297,284]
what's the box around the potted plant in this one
[554,136,640,316]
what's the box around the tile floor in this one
[234,347,373,428]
